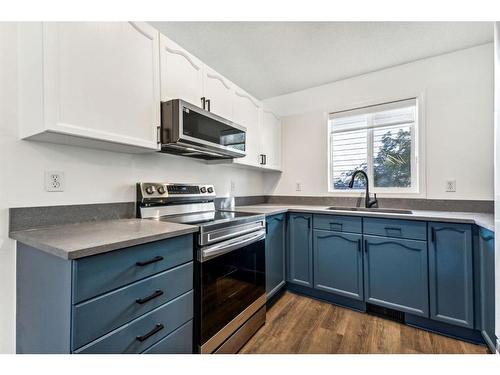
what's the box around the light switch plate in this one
[445,179,456,192]
[296,182,302,191]
[45,171,64,192]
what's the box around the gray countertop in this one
[231,204,495,232]
[10,204,494,261]
[10,219,199,260]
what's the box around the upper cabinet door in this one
[160,34,204,107]
[233,90,261,166]
[261,110,282,170]
[202,66,234,120]
[25,22,161,151]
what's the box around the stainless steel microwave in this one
[160,99,246,160]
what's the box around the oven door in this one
[197,229,266,353]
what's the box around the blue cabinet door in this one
[313,230,363,300]
[428,223,473,328]
[363,235,429,316]
[265,214,286,298]
[287,213,313,287]
[478,228,495,349]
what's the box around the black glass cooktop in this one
[157,210,259,226]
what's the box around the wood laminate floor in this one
[240,292,489,354]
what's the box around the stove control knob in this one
[157,186,166,195]
[200,187,207,193]
[207,187,214,194]
[145,186,155,195]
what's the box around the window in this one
[329,98,418,193]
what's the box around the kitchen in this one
[1,2,500,371]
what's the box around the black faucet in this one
[348,170,378,208]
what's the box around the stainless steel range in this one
[136,182,266,354]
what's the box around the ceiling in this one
[149,22,493,100]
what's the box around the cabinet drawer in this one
[142,320,193,354]
[74,290,193,354]
[72,262,193,350]
[73,234,193,303]
[363,218,426,241]
[313,214,362,233]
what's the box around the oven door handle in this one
[199,229,266,262]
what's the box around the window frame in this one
[327,97,421,195]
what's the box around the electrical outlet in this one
[445,179,456,192]
[296,182,302,192]
[230,181,236,193]
[45,171,64,192]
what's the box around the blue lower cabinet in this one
[16,235,195,354]
[287,213,313,287]
[478,228,496,351]
[266,214,286,299]
[73,234,193,303]
[75,291,193,354]
[428,223,474,328]
[142,320,193,354]
[313,230,363,300]
[72,262,193,349]
[363,235,429,316]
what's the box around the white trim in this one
[329,97,417,120]
[328,96,424,196]
[263,109,280,121]
[162,45,202,71]
[235,91,260,108]
[206,72,231,90]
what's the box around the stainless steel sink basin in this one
[327,206,413,214]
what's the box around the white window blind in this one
[329,98,418,192]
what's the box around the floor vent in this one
[366,303,405,323]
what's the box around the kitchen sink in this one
[327,206,413,214]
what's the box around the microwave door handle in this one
[200,229,265,262]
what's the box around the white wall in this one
[494,22,500,348]
[0,23,268,353]
[264,43,494,200]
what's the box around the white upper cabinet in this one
[233,89,261,166]
[202,66,234,120]
[18,22,160,152]
[261,109,283,171]
[160,34,204,107]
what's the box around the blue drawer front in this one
[142,320,193,354]
[72,262,193,350]
[363,218,427,241]
[73,234,193,303]
[313,214,362,233]
[74,290,193,354]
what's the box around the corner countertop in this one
[10,219,199,260]
[231,204,495,232]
